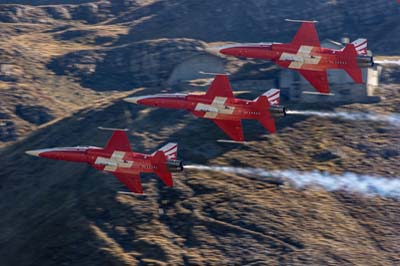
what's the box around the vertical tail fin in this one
[152,143,178,160]
[351,39,368,55]
[261,89,280,106]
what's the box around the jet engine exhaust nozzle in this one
[357,55,374,68]
[166,160,184,172]
[269,106,286,117]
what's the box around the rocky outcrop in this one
[0,0,399,265]
[1,0,96,4]
[48,38,211,90]
[381,65,400,84]
[113,0,400,53]
[0,121,16,142]
[0,1,145,24]
[0,3,101,23]
[0,64,24,82]
[15,105,54,125]
[2,1,399,53]
[1,91,399,265]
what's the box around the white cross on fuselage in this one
[279,45,322,69]
[95,151,133,172]
[194,97,235,118]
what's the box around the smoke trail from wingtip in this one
[287,110,400,128]
[185,165,400,199]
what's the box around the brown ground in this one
[0,1,400,265]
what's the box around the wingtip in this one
[285,18,318,23]
[117,191,144,195]
[98,127,128,131]
[199,71,231,76]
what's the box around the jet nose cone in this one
[206,45,235,56]
[205,46,223,55]
[124,97,140,104]
[25,150,42,157]
[218,47,232,55]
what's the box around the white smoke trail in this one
[185,165,400,199]
[287,110,400,128]
[375,60,400,66]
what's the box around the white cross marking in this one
[195,97,235,118]
[95,151,133,172]
[279,45,322,69]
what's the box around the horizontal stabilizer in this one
[253,96,277,134]
[155,169,173,187]
[152,151,173,187]
[262,89,280,106]
[258,117,276,134]
[153,143,178,160]
[344,68,363,84]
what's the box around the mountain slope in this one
[1,83,399,265]
[112,0,400,53]
[1,0,399,146]
[0,1,400,265]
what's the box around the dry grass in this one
[0,1,399,265]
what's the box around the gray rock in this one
[15,105,54,125]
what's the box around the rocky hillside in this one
[0,0,399,146]
[0,0,400,265]
[1,82,400,265]
[1,1,399,51]
[114,0,400,53]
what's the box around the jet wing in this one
[113,172,143,194]
[104,130,132,152]
[205,75,234,99]
[291,22,320,47]
[212,119,244,141]
[298,69,330,94]
[155,168,173,187]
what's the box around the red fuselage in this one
[27,147,158,175]
[128,93,276,121]
[219,43,359,71]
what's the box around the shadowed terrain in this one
[0,0,400,265]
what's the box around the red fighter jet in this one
[25,128,183,194]
[124,75,286,142]
[214,20,374,94]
